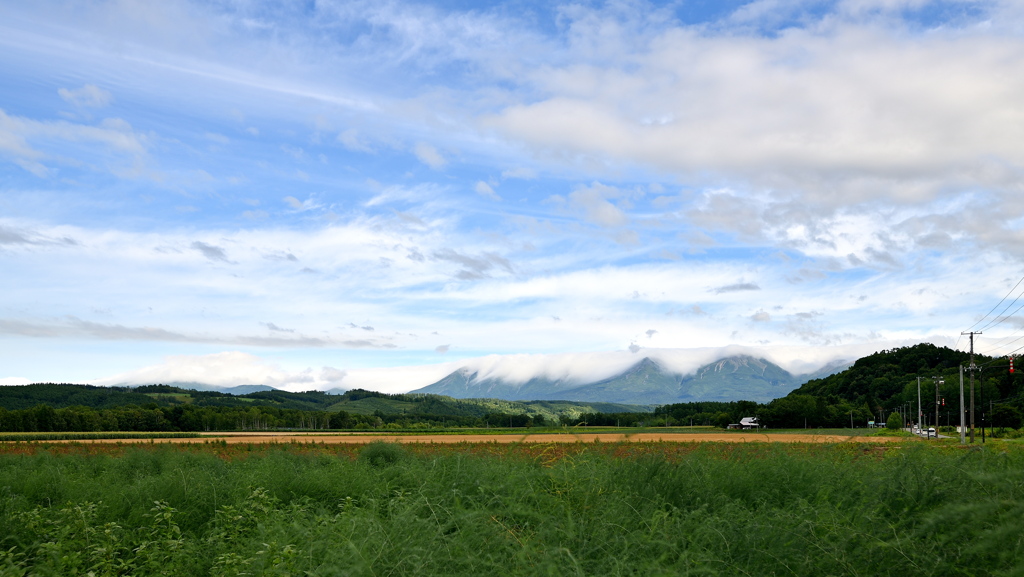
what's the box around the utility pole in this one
[917,376,922,435]
[981,374,986,443]
[934,376,942,439]
[959,365,966,444]
[963,331,981,443]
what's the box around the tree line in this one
[0,403,557,433]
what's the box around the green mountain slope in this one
[675,356,802,402]
[556,358,683,404]
[416,368,577,400]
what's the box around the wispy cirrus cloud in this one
[0,109,149,178]
[58,84,113,108]
[0,316,388,349]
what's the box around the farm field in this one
[3,430,903,445]
[1,438,1022,576]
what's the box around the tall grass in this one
[0,442,1021,575]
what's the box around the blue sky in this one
[3,0,1024,392]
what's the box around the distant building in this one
[727,417,760,430]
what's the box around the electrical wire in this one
[980,318,1024,355]
[978,288,1024,333]
[979,344,1024,368]
[983,332,1024,358]
[967,274,1024,332]
[976,296,1024,357]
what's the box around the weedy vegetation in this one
[0,441,1022,576]
[0,432,200,442]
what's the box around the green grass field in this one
[1,440,1021,576]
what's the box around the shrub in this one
[991,404,1023,429]
[357,441,408,467]
[886,412,903,430]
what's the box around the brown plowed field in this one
[26,432,900,445]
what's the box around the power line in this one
[981,343,1024,366]
[968,275,1024,331]
[977,288,1024,333]
[980,320,1024,356]
[983,333,1024,358]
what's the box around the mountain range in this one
[152,382,281,395]
[411,355,850,405]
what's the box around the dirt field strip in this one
[10,432,902,444]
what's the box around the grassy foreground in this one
[0,441,1022,576]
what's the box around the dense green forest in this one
[760,343,1023,429]
[0,385,650,432]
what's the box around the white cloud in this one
[0,211,1007,364]
[483,15,1024,211]
[88,351,462,394]
[283,196,321,212]
[474,180,500,200]
[555,182,633,227]
[320,366,347,384]
[414,142,446,169]
[90,351,321,389]
[58,84,113,108]
[569,187,627,227]
[338,128,373,152]
[0,109,148,177]
[205,132,229,144]
[281,144,305,161]
[501,167,537,180]
[436,341,937,389]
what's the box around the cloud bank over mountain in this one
[86,339,941,395]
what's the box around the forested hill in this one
[790,343,981,404]
[0,383,331,411]
[0,383,650,419]
[0,384,161,410]
[774,342,1024,426]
